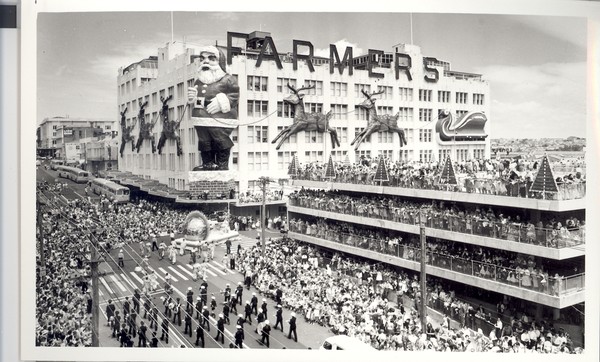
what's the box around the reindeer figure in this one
[134,100,158,153]
[119,107,137,157]
[351,89,407,150]
[156,95,183,156]
[271,83,341,150]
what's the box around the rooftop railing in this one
[288,198,585,249]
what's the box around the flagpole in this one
[171,12,174,43]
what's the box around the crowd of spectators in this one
[236,237,581,353]
[238,189,285,204]
[287,217,584,297]
[295,157,586,200]
[288,188,585,248]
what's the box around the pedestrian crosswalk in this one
[97,260,241,298]
[219,236,272,250]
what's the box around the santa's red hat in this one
[198,45,227,73]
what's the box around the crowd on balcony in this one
[287,216,584,297]
[237,236,580,352]
[237,189,285,204]
[288,189,585,248]
[295,157,586,200]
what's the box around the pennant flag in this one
[325,155,336,179]
[529,155,558,193]
[373,156,389,182]
[288,154,299,176]
[439,154,458,185]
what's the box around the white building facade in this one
[117,33,491,194]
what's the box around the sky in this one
[37,11,587,139]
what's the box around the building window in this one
[399,149,410,161]
[305,131,323,144]
[456,110,468,118]
[159,89,165,100]
[330,150,348,162]
[277,151,296,170]
[456,92,468,104]
[188,153,196,170]
[232,152,238,165]
[438,149,451,162]
[354,127,371,143]
[379,149,393,161]
[304,150,324,163]
[419,129,432,142]
[354,84,371,98]
[277,102,295,118]
[52,125,57,130]
[334,127,348,143]
[276,126,297,144]
[438,90,450,103]
[247,100,269,117]
[176,82,184,100]
[473,147,485,160]
[378,131,393,143]
[473,93,485,105]
[376,86,393,100]
[398,107,413,123]
[355,149,371,161]
[354,106,369,121]
[330,82,348,97]
[248,126,269,143]
[418,89,432,102]
[302,80,323,95]
[304,102,323,113]
[418,108,433,122]
[456,148,469,162]
[419,150,433,163]
[248,151,268,171]
[231,129,238,142]
[398,87,413,102]
[330,104,348,120]
[247,76,268,92]
[168,86,174,97]
[377,106,394,116]
[277,78,297,93]
[52,131,57,137]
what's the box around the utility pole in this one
[90,229,100,347]
[258,176,273,256]
[419,207,427,333]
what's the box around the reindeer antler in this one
[362,89,385,100]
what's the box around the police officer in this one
[195,324,205,347]
[149,304,159,331]
[275,287,283,305]
[274,305,284,332]
[123,296,131,316]
[184,313,193,337]
[195,297,203,320]
[119,323,128,347]
[150,331,159,347]
[138,320,148,347]
[200,285,208,307]
[251,293,258,315]
[215,313,225,343]
[201,306,211,331]
[244,300,253,324]
[151,235,159,252]
[105,300,116,327]
[287,312,297,342]
[223,283,231,303]
[112,311,121,338]
[172,297,182,326]
[160,318,169,344]
[200,278,209,293]
[210,295,217,314]
[235,282,243,305]
[133,289,141,314]
[261,320,271,348]
[236,313,246,338]
[261,298,268,316]
[229,297,238,316]
[223,302,231,325]
[143,296,151,319]
[128,310,138,337]
[234,325,244,348]
[186,287,194,313]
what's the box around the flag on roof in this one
[288,154,299,176]
[324,155,336,179]
[439,154,458,185]
[373,156,389,182]
[529,155,558,193]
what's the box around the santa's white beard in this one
[198,65,226,85]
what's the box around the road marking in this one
[121,273,137,289]
[177,265,196,278]
[185,263,217,277]
[158,267,179,282]
[109,274,128,293]
[211,261,236,275]
[99,277,114,294]
[206,262,227,276]
[99,289,104,297]
[168,266,189,281]
[129,272,144,285]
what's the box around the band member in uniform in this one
[244,300,253,324]
[223,302,231,325]
[274,305,284,332]
[234,325,244,348]
[251,293,258,315]
[186,287,194,314]
[288,312,297,342]
[195,324,205,347]
[260,320,271,348]
[195,297,203,320]
[201,306,211,332]
[106,300,116,327]
[215,313,225,343]
[138,321,148,347]
[172,297,182,326]
[184,313,193,337]
[160,318,169,344]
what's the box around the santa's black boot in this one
[215,148,231,171]
[193,151,217,171]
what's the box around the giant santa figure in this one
[187,46,239,171]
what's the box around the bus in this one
[88,178,130,203]
[56,165,91,183]
[49,159,65,170]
